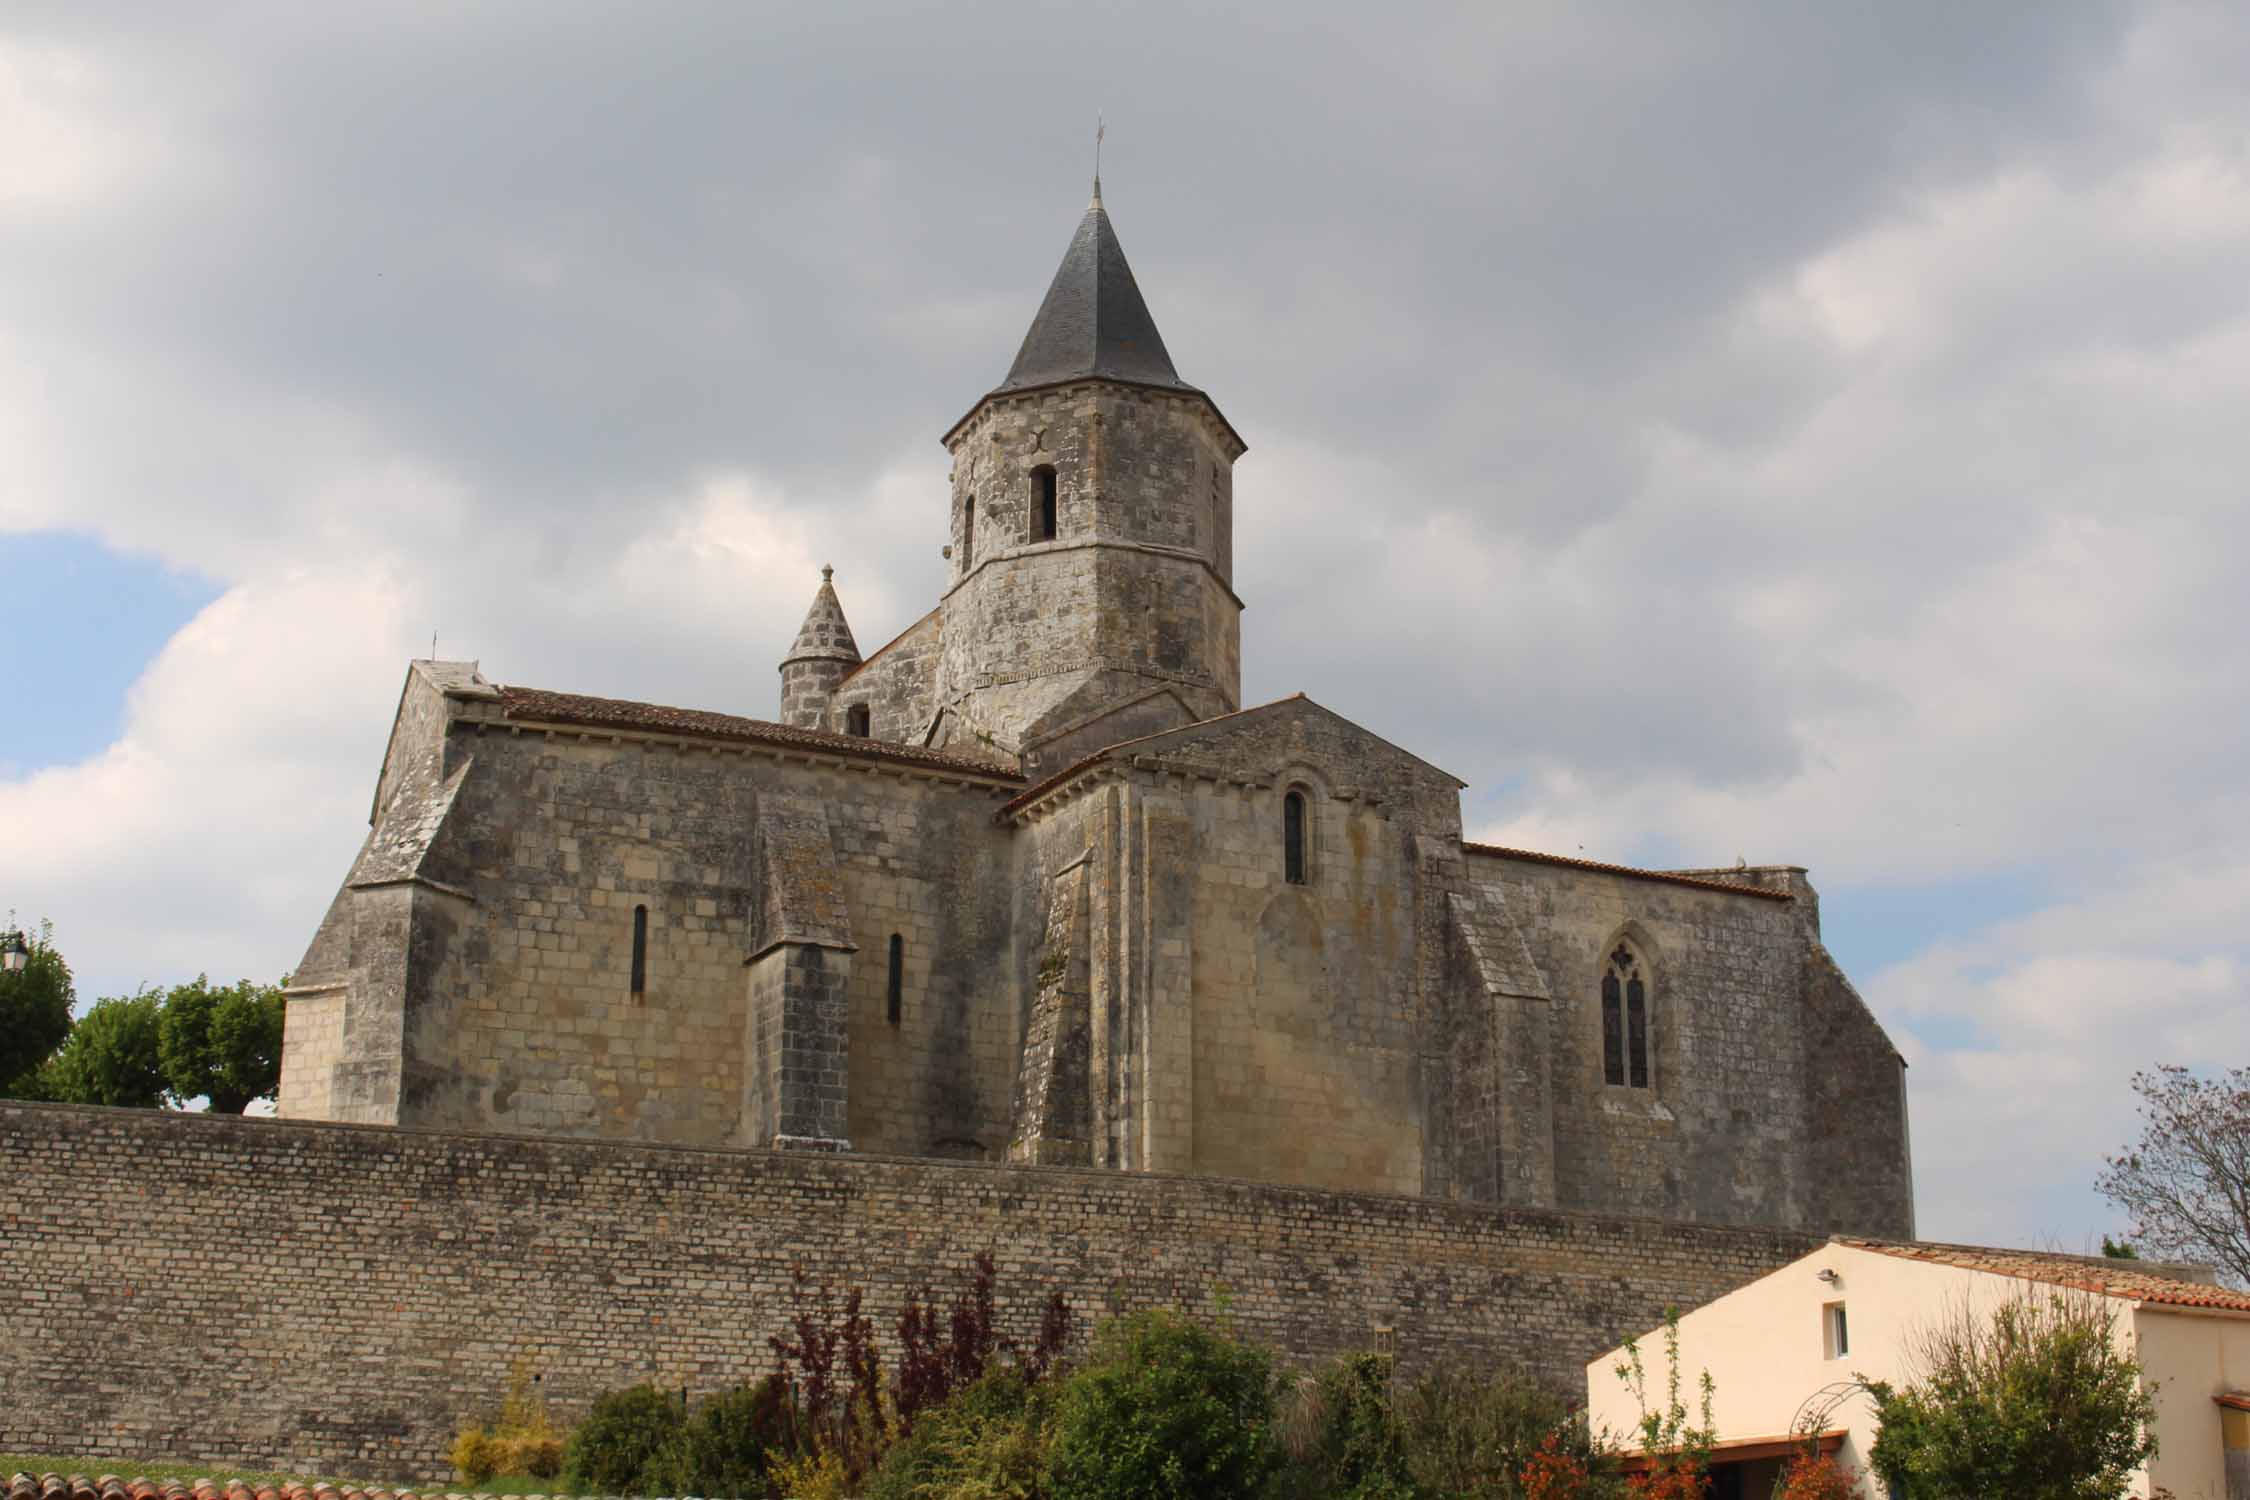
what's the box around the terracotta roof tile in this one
[1837,1237,2250,1313]
[496,686,1022,782]
[8,1482,574,1500]
[1462,843,1796,901]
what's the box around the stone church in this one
[278,182,1914,1239]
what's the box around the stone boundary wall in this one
[0,1103,1819,1479]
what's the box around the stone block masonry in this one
[0,1103,1820,1479]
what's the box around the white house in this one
[1584,1238,2250,1500]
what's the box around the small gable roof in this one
[1836,1238,2250,1315]
[1000,693,1463,816]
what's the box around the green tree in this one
[0,918,74,1096]
[157,974,286,1112]
[1867,1288,2159,1500]
[41,990,167,1107]
[1046,1307,1283,1500]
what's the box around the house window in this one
[1283,789,1308,885]
[887,934,904,1026]
[1824,1301,1850,1359]
[845,703,871,737]
[630,904,649,1001]
[961,496,975,569]
[1033,465,1058,541]
[1602,944,1650,1088]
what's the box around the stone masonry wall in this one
[0,1103,1820,1479]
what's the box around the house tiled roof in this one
[495,686,1023,782]
[1838,1238,2250,1314]
[6,1477,589,1500]
[1462,843,1796,901]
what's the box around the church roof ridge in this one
[1462,841,1796,901]
[837,605,940,687]
[494,685,1022,783]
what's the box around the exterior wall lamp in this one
[1815,1267,1841,1285]
[1,929,28,973]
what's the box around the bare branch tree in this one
[2096,1064,2250,1288]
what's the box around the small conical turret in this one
[778,565,861,728]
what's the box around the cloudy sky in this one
[6,1,2247,1251]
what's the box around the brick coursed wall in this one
[0,1103,1818,1480]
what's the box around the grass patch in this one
[0,1459,567,1496]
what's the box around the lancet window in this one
[1601,943,1650,1088]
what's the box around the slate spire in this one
[994,186,1198,395]
[783,564,861,669]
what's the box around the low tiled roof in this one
[4,1478,579,1500]
[1462,842,1796,901]
[495,686,1022,782]
[1838,1238,2250,1314]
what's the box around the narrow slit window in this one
[630,904,649,1000]
[1283,789,1308,885]
[887,934,904,1026]
[845,703,871,737]
[961,496,975,568]
[1034,465,1058,540]
[1627,974,1648,1088]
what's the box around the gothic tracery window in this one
[1602,943,1650,1088]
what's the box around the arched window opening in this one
[1283,789,1308,885]
[887,934,904,1026]
[1033,465,1058,541]
[1603,944,1650,1089]
[845,703,871,737]
[630,904,649,1002]
[961,496,975,569]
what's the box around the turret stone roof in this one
[994,182,1197,396]
[782,564,861,666]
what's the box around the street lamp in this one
[1,930,28,973]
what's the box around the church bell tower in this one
[929,179,1247,776]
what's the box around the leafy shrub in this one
[1772,1450,1860,1500]
[451,1359,562,1485]
[1394,1364,1612,1499]
[495,1433,564,1480]
[866,1368,1054,1500]
[653,1375,798,1499]
[1868,1288,2158,1500]
[1046,1307,1282,1500]
[1519,1430,1608,1500]
[1275,1353,1415,1500]
[450,1425,500,1486]
[770,1446,850,1500]
[563,1383,686,1495]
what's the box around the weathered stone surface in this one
[0,1102,1823,1478]
[274,188,1914,1248]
